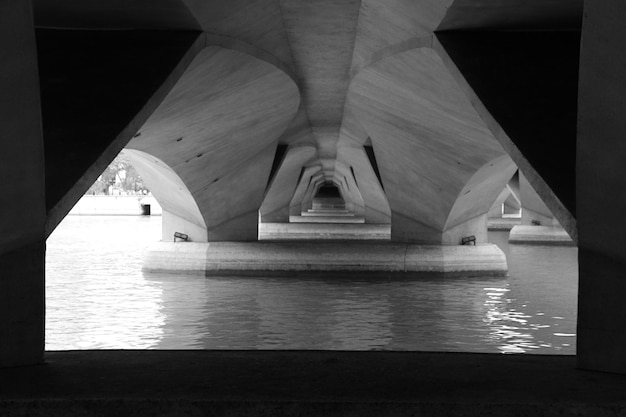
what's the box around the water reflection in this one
[46,216,577,353]
[46,216,165,349]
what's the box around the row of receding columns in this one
[1,0,626,373]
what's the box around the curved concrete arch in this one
[333,162,365,217]
[350,0,452,74]
[204,33,299,87]
[289,165,322,217]
[181,0,295,72]
[260,145,317,222]
[431,35,577,241]
[128,45,301,241]
[321,177,354,214]
[444,154,517,242]
[348,46,509,243]
[350,36,433,80]
[301,176,325,213]
[305,177,362,217]
[335,143,391,224]
[122,149,207,241]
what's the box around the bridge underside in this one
[3,0,626,378]
[35,0,578,248]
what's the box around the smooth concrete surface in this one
[161,209,208,243]
[0,1,46,367]
[487,218,521,231]
[348,47,517,244]
[509,225,575,246]
[126,44,300,242]
[260,145,317,223]
[301,209,352,216]
[143,241,507,276]
[259,222,390,240]
[576,0,626,374]
[289,215,365,223]
[1,351,626,417]
[333,145,391,224]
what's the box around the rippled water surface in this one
[46,216,578,353]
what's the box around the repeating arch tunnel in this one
[35,0,578,247]
[23,0,626,376]
[16,0,626,379]
[121,35,521,245]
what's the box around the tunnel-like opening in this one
[32,0,578,358]
[312,182,346,211]
[315,183,342,199]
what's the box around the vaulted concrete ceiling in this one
[35,0,581,242]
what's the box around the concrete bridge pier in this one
[0,0,46,367]
[577,0,626,374]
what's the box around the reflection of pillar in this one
[577,0,626,374]
[519,171,558,226]
[0,1,46,367]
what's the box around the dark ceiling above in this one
[34,0,200,30]
[37,29,199,211]
[437,31,581,216]
[438,0,582,31]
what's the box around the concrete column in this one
[0,0,46,367]
[260,145,316,223]
[576,0,626,374]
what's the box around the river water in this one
[45,216,578,353]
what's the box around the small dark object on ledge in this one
[174,232,189,242]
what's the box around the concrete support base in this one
[487,217,521,231]
[391,212,489,245]
[259,223,390,240]
[509,225,575,246]
[207,211,259,242]
[162,210,207,242]
[289,216,365,223]
[143,241,507,276]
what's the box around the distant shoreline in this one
[68,195,162,216]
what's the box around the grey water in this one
[45,216,577,353]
